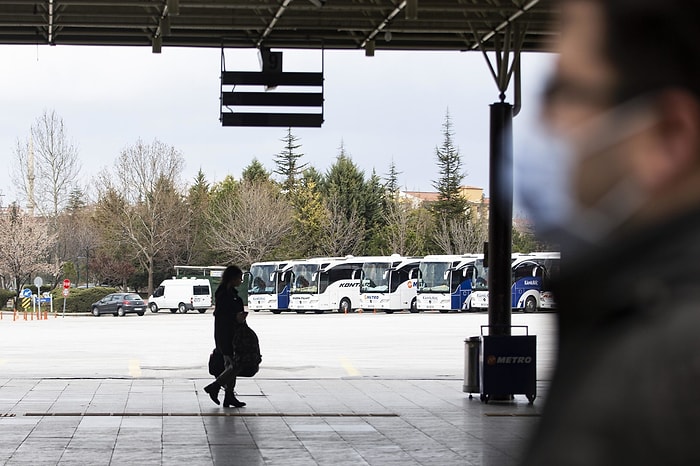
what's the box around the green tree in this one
[384,159,402,201]
[362,169,389,254]
[242,159,270,184]
[431,109,467,217]
[183,169,214,265]
[287,170,327,258]
[322,144,365,225]
[273,128,307,193]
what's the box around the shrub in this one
[0,289,15,309]
[50,286,119,313]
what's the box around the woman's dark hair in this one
[219,265,243,291]
[596,0,700,102]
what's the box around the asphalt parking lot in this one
[0,309,557,382]
[1,310,557,465]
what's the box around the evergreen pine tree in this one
[273,128,307,193]
[431,109,467,217]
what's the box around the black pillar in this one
[487,102,513,336]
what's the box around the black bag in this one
[232,322,262,377]
[208,323,262,378]
[208,348,225,377]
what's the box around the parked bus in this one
[357,255,422,313]
[466,252,561,312]
[415,254,482,313]
[288,256,379,313]
[246,261,288,313]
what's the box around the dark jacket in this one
[521,209,700,466]
[213,284,245,357]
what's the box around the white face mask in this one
[515,97,659,245]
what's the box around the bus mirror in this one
[312,272,317,281]
[382,270,389,279]
[270,273,275,282]
[443,270,450,280]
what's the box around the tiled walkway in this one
[0,378,544,465]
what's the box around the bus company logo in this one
[524,280,539,286]
[488,355,533,365]
[339,283,360,288]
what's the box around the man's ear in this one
[636,90,700,191]
[659,90,700,178]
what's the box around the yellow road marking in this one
[340,357,361,377]
[128,359,142,377]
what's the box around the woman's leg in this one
[223,375,246,408]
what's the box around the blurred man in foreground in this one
[521,0,700,464]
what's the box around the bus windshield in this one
[290,263,319,293]
[248,264,276,294]
[472,259,488,291]
[418,262,451,292]
[361,262,390,293]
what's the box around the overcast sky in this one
[0,44,556,209]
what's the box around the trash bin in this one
[463,336,481,397]
[479,325,537,404]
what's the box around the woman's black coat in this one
[213,284,244,357]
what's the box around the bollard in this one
[13,309,17,321]
[43,311,48,320]
[373,308,376,314]
[24,311,27,320]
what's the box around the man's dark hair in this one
[597,0,700,102]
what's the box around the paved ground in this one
[0,310,556,465]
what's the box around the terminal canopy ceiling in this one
[0,0,555,53]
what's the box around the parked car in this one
[91,293,146,317]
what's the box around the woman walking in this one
[204,265,247,408]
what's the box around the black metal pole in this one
[488,102,513,337]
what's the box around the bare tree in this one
[383,200,431,255]
[319,195,364,256]
[12,110,81,217]
[434,216,488,254]
[95,139,188,294]
[208,181,294,267]
[0,203,57,299]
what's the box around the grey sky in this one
[0,44,555,208]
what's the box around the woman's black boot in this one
[204,382,221,405]
[223,391,246,408]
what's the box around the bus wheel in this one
[409,299,419,313]
[524,296,537,313]
[339,298,351,314]
[178,303,188,314]
[385,310,394,314]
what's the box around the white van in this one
[148,278,212,314]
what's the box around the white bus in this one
[466,252,561,312]
[415,254,483,313]
[358,255,422,313]
[288,256,375,313]
[246,261,289,313]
